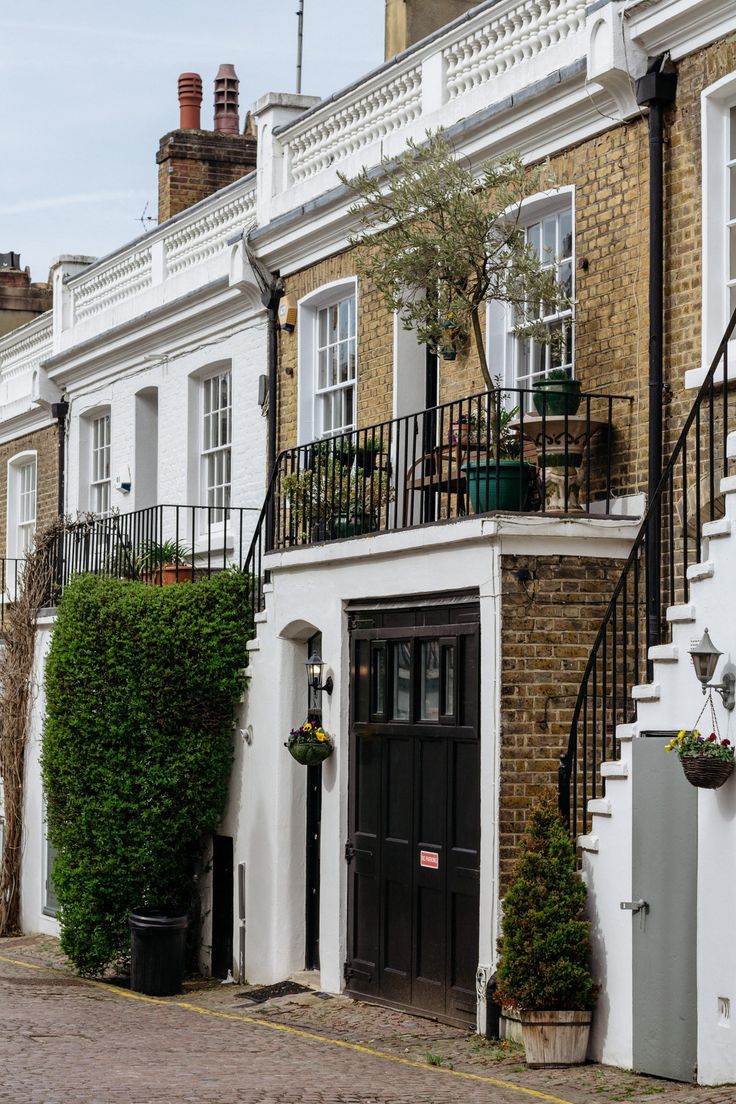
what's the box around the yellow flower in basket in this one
[316,728,326,742]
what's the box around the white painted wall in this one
[585,484,736,1085]
[19,613,59,937]
[225,515,637,1002]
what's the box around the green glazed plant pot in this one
[533,378,582,417]
[287,740,334,766]
[463,460,536,513]
[330,512,379,538]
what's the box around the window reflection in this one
[393,642,411,720]
[420,641,440,721]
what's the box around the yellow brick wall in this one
[0,424,59,560]
[277,33,736,504]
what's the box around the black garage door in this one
[345,600,480,1026]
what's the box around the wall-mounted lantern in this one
[306,653,333,697]
[689,628,736,711]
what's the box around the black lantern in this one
[306,653,333,696]
[689,628,735,710]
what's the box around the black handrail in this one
[561,308,736,837]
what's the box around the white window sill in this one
[685,339,736,390]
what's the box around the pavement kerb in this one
[0,952,576,1104]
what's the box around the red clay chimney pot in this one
[178,72,203,130]
[214,63,240,134]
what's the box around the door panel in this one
[632,735,697,1083]
[347,603,480,1026]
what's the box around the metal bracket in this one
[620,899,649,913]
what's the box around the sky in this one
[0,1,385,282]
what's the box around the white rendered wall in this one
[225,516,637,997]
[19,613,59,937]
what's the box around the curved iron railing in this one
[561,308,736,838]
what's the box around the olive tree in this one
[339,130,570,393]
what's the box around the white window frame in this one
[702,72,736,370]
[6,450,37,561]
[90,412,111,515]
[487,186,576,410]
[200,367,232,525]
[297,277,359,444]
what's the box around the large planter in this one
[681,756,734,789]
[330,512,378,538]
[287,740,334,766]
[140,564,194,586]
[520,1010,592,1068]
[463,460,535,513]
[533,378,582,417]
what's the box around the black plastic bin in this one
[129,909,188,996]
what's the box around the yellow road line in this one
[0,952,575,1104]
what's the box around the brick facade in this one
[0,425,58,560]
[157,129,257,223]
[498,554,624,886]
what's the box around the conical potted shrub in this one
[495,797,595,1067]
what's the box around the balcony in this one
[270,385,634,552]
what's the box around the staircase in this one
[561,309,736,838]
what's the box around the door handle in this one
[620,899,649,913]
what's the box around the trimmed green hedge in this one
[42,571,251,976]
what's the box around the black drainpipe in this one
[262,280,284,551]
[636,56,677,654]
[50,399,68,517]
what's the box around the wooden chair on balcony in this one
[404,437,470,517]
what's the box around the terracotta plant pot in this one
[520,1010,592,1068]
[681,756,734,789]
[141,564,194,586]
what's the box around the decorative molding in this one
[624,0,736,61]
[166,188,257,277]
[72,247,153,324]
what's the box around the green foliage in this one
[339,130,570,391]
[135,539,190,571]
[42,570,251,976]
[495,797,595,1012]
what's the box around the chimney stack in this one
[384,0,478,59]
[157,64,256,224]
[0,253,53,338]
[214,64,239,134]
[178,72,203,130]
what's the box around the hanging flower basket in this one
[665,703,735,790]
[285,721,334,766]
[681,755,734,789]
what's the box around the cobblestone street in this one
[3,937,736,1104]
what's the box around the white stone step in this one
[616,723,637,742]
[702,518,731,540]
[588,798,612,817]
[720,474,736,495]
[648,643,678,662]
[632,683,660,702]
[246,638,260,652]
[263,583,274,594]
[601,760,629,779]
[254,610,268,624]
[579,834,599,853]
[686,560,714,582]
[727,431,736,460]
[666,604,697,624]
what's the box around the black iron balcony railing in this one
[269,385,633,552]
[561,308,736,839]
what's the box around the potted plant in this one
[136,540,193,586]
[462,401,536,513]
[355,434,384,476]
[665,728,734,789]
[495,797,595,1067]
[285,720,334,766]
[533,368,582,417]
[281,451,393,542]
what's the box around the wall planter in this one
[462,460,535,513]
[681,756,734,789]
[533,377,582,417]
[285,721,334,766]
[287,740,334,766]
[520,1010,592,1068]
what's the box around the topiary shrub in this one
[42,570,251,976]
[495,797,595,1012]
